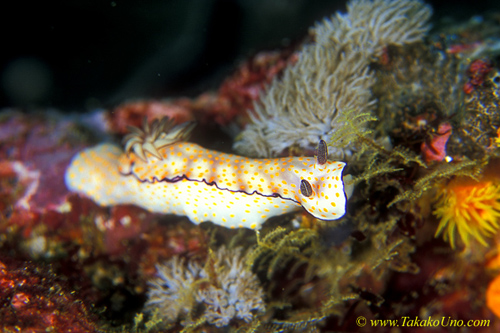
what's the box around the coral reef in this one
[204,49,298,127]
[0,258,99,332]
[433,175,500,248]
[106,49,297,136]
[0,111,90,213]
[234,0,432,159]
[197,247,265,327]
[107,100,195,136]
[487,273,500,318]
[421,122,453,163]
[459,66,500,158]
[374,43,464,135]
[3,1,500,332]
[145,257,205,324]
[145,247,265,328]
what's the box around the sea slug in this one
[65,117,352,229]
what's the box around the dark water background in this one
[1,0,499,110]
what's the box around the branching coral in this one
[234,0,432,159]
[144,247,265,328]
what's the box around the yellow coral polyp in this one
[433,177,500,249]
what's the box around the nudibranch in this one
[65,117,352,229]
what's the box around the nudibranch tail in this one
[65,117,351,229]
[65,143,140,206]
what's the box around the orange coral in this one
[486,274,500,318]
[433,176,500,249]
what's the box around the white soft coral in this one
[145,247,265,327]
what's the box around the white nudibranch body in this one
[65,118,351,229]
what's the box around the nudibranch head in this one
[296,140,349,220]
[123,117,196,161]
